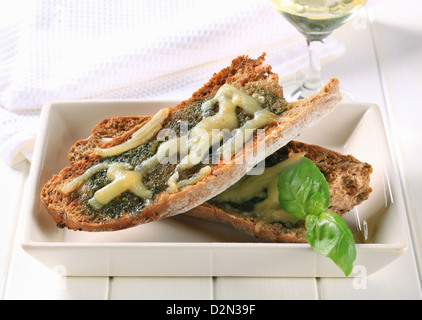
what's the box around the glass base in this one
[281,80,354,102]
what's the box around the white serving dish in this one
[22,100,409,277]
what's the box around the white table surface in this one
[1,0,422,300]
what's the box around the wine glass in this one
[270,0,367,101]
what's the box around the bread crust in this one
[41,54,343,232]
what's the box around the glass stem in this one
[302,39,324,95]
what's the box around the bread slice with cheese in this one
[41,53,343,232]
[68,119,372,242]
[186,141,372,243]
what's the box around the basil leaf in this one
[277,157,330,219]
[305,212,356,276]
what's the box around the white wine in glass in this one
[270,0,367,100]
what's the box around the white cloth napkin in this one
[0,0,343,166]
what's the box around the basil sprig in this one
[277,157,356,276]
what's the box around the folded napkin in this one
[0,0,343,166]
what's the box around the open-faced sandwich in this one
[41,53,372,275]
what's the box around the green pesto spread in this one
[72,85,291,221]
[208,150,303,229]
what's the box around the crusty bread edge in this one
[69,79,342,231]
[41,55,343,231]
[185,204,308,243]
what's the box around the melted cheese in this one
[178,84,274,170]
[88,162,152,209]
[61,162,113,194]
[95,107,170,158]
[215,152,305,224]
[65,84,275,209]
[167,171,180,194]
[216,109,274,161]
[177,165,212,189]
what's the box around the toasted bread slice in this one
[68,123,372,242]
[186,141,372,243]
[41,54,343,232]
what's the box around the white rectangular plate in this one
[22,100,409,277]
